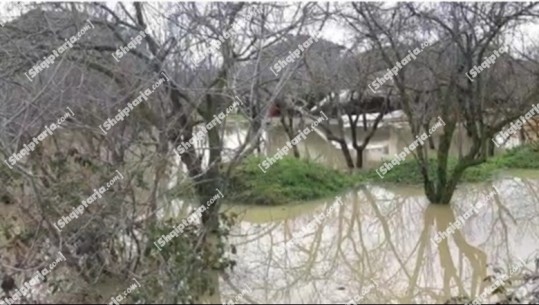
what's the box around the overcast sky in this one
[2,1,538,57]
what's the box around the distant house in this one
[235,34,346,118]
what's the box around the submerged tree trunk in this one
[487,140,495,157]
[421,123,487,205]
[340,141,355,168]
[355,147,364,168]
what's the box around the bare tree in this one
[345,2,539,203]
[0,2,319,303]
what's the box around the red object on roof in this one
[268,103,281,117]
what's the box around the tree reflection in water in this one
[218,177,539,304]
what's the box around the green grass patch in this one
[362,157,494,185]
[178,144,539,206]
[489,143,539,169]
[226,156,356,205]
[362,143,539,185]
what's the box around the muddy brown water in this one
[218,176,539,304]
[4,120,536,304]
[210,123,539,304]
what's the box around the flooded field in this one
[219,176,539,304]
[4,3,539,304]
[169,122,539,304]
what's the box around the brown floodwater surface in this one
[184,121,537,304]
[219,177,539,304]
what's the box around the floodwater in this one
[208,121,539,304]
[219,176,539,304]
[5,119,536,304]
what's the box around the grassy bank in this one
[363,143,539,185]
[222,144,539,205]
[226,156,356,205]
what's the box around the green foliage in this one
[220,144,539,205]
[488,143,539,169]
[226,156,356,205]
[362,157,493,184]
[363,159,428,184]
[363,143,539,185]
[143,213,237,303]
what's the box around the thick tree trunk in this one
[487,140,495,157]
[339,140,354,169]
[428,136,486,205]
[355,147,364,169]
